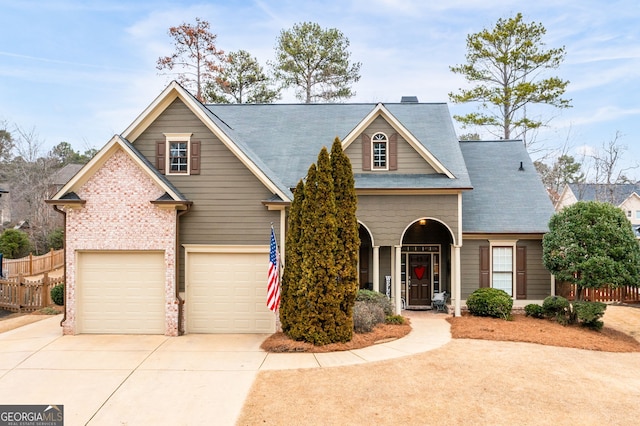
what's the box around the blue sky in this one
[1,0,639,178]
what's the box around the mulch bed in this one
[261,319,412,353]
[447,312,640,352]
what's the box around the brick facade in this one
[62,149,179,336]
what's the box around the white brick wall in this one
[63,149,180,336]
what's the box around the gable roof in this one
[117,81,474,199]
[460,140,554,233]
[49,134,189,206]
[205,102,472,191]
[122,81,290,201]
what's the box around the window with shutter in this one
[159,133,194,175]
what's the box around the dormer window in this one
[361,132,397,172]
[156,133,201,176]
[372,133,388,170]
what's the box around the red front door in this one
[409,254,431,306]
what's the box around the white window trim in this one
[164,133,193,176]
[489,239,518,298]
[371,132,389,171]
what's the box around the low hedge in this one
[466,288,513,320]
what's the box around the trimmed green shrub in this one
[353,300,385,333]
[385,314,405,325]
[573,301,607,330]
[356,289,394,316]
[50,284,64,306]
[524,303,544,318]
[466,288,513,319]
[542,295,570,325]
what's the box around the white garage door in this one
[77,251,166,334]
[186,248,274,333]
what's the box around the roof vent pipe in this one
[518,162,524,171]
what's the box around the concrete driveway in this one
[0,313,450,425]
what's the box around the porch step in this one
[405,305,433,311]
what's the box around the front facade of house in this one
[49,82,555,336]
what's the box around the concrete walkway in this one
[0,311,450,425]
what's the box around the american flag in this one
[267,226,280,312]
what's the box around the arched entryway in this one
[401,218,454,309]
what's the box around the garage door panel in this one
[187,251,274,333]
[77,251,165,334]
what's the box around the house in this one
[47,81,555,336]
[555,183,640,237]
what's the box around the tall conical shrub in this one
[330,137,360,340]
[279,179,305,334]
[280,142,360,345]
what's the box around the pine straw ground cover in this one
[261,305,640,353]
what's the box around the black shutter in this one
[156,141,166,174]
[479,246,490,288]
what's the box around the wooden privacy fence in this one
[0,272,64,312]
[557,282,640,303]
[1,249,63,278]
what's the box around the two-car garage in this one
[74,247,274,335]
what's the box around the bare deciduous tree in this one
[156,17,227,102]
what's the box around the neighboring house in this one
[50,164,84,196]
[47,81,555,336]
[555,183,640,237]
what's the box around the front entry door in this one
[409,254,431,306]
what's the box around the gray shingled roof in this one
[460,140,554,233]
[567,183,640,205]
[204,103,472,196]
[52,163,83,186]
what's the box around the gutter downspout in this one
[52,204,67,328]
[176,203,192,335]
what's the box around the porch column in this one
[550,274,556,296]
[453,244,461,317]
[394,245,402,314]
[372,246,380,292]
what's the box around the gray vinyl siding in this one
[345,116,437,174]
[460,239,482,298]
[460,238,552,300]
[133,99,280,289]
[356,194,459,247]
[520,239,552,299]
